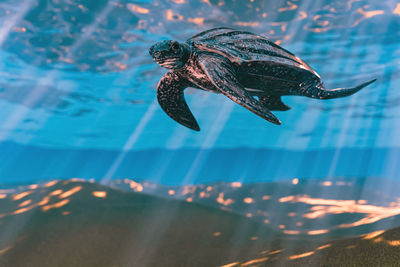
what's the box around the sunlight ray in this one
[0,2,116,143]
[0,0,34,47]
[101,99,158,184]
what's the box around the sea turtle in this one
[149,27,376,131]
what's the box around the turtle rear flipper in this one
[302,79,376,99]
[259,95,291,111]
[197,53,281,125]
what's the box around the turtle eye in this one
[171,41,180,51]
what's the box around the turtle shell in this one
[187,27,319,78]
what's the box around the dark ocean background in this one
[1,142,400,186]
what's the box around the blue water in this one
[0,0,399,185]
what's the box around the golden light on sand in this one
[126,3,149,14]
[44,180,58,187]
[321,181,332,187]
[181,185,195,195]
[92,191,107,198]
[338,207,400,228]
[278,194,400,228]
[37,196,50,206]
[206,186,213,191]
[284,230,300,235]
[42,199,70,212]
[231,182,242,188]
[70,178,85,182]
[262,195,271,200]
[199,191,209,198]
[59,186,82,199]
[126,180,143,192]
[279,196,295,202]
[13,206,35,215]
[395,3,400,15]
[317,244,331,250]
[246,213,253,218]
[279,225,285,229]
[288,212,296,217]
[280,195,356,206]
[307,229,329,235]
[363,230,385,240]
[0,245,14,255]
[263,219,270,224]
[289,251,314,260]
[29,184,38,189]
[241,257,269,266]
[18,199,32,207]
[387,240,400,246]
[168,190,175,195]
[219,262,239,267]
[269,250,282,255]
[186,197,193,202]
[50,190,63,196]
[243,197,254,204]
[12,191,32,201]
[0,194,6,199]
[217,193,234,206]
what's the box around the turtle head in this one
[149,40,190,69]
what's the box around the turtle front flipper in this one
[157,72,200,131]
[259,95,291,111]
[197,53,281,125]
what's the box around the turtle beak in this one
[149,47,162,61]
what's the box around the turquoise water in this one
[0,0,399,184]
